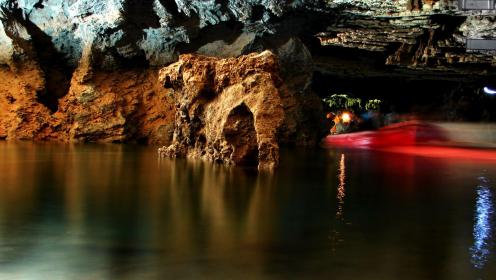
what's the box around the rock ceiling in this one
[0,0,494,75]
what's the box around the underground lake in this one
[2,0,496,279]
[0,142,495,279]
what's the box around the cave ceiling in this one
[0,0,495,80]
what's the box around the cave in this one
[1,0,495,143]
[1,1,496,279]
[223,104,259,166]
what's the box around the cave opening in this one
[223,103,259,166]
[313,72,496,122]
[306,39,496,122]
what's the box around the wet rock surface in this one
[158,51,285,170]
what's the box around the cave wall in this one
[0,0,496,145]
[0,58,175,143]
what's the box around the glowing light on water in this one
[483,86,496,95]
[470,176,494,269]
[336,154,346,220]
[330,154,347,252]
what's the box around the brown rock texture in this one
[0,62,53,140]
[0,41,324,170]
[53,60,175,144]
[0,60,175,144]
[158,51,289,170]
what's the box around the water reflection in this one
[1,143,496,278]
[0,142,285,278]
[470,176,494,269]
[336,154,346,220]
[330,153,346,252]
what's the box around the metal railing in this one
[458,0,495,10]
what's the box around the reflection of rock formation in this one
[158,51,285,169]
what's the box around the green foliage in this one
[323,93,383,115]
[323,94,362,112]
[365,99,382,111]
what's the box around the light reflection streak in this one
[336,154,346,220]
[470,176,494,269]
[330,154,346,252]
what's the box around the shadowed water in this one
[0,142,495,279]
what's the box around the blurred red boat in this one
[323,121,448,149]
[323,121,496,161]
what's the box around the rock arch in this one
[223,103,258,166]
[158,51,285,170]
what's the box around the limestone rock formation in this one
[0,58,175,144]
[0,61,54,140]
[0,0,495,151]
[53,63,175,144]
[0,0,321,67]
[158,51,285,170]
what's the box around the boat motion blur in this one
[323,121,496,161]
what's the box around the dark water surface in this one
[0,142,495,279]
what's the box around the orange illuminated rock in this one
[158,51,285,170]
[0,59,175,145]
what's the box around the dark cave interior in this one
[312,72,496,122]
[305,39,496,122]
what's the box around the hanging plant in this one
[365,99,382,111]
[323,94,362,113]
